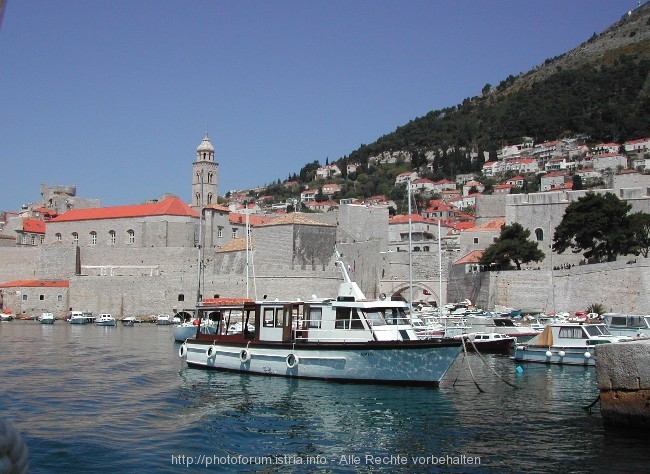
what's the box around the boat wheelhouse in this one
[179,253,462,386]
[602,313,650,338]
[513,323,633,366]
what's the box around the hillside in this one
[258,3,650,206]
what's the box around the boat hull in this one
[513,345,595,366]
[40,319,55,325]
[182,340,461,386]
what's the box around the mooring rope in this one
[467,337,519,389]
[583,394,600,414]
[460,337,484,393]
[0,418,29,474]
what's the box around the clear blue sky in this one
[0,1,636,212]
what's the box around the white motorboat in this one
[121,316,141,326]
[179,252,462,386]
[0,311,15,321]
[156,314,172,325]
[96,314,117,326]
[68,311,94,324]
[602,313,650,338]
[39,312,55,324]
[513,322,633,366]
[173,316,220,342]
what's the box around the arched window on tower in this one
[195,192,201,206]
[208,171,213,183]
[535,228,544,241]
[207,193,213,205]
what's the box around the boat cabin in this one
[192,295,419,344]
[602,313,650,337]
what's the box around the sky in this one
[0,0,639,212]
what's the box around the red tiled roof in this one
[0,280,69,288]
[453,250,484,265]
[50,197,198,222]
[22,218,46,234]
[463,218,505,232]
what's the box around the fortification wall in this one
[0,247,40,280]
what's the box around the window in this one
[217,227,223,238]
[56,233,62,242]
[57,295,63,302]
[109,230,116,245]
[232,228,238,238]
[178,294,185,302]
[39,294,44,301]
[263,308,275,327]
[307,306,322,328]
[90,231,97,245]
[31,235,36,245]
[535,228,544,241]
[72,232,79,245]
[127,229,135,244]
[473,237,479,244]
[558,327,585,339]
[22,294,27,301]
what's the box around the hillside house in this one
[592,153,628,172]
[540,172,568,191]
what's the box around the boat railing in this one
[292,327,370,343]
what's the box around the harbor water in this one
[0,321,647,473]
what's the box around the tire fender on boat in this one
[179,343,187,358]
[240,349,251,364]
[206,345,217,359]
[286,353,299,369]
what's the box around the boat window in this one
[274,308,283,327]
[645,316,650,328]
[263,308,275,327]
[364,309,387,327]
[583,325,610,337]
[628,316,644,328]
[335,308,351,329]
[609,316,627,326]
[384,308,409,325]
[559,327,586,339]
[306,307,322,328]
[350,309,364,329]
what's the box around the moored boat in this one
[462,332,516,353]
[602,312,650,338]
[179,253,462,386]
[39,312,55,324]
[96,314,117,326]
[513,322,633,366]
[68,311,95,324]
[156,314,172,325]
[121,316,142,326]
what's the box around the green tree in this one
[479,223,545,270]
[552,192,634,262]
[572,174,583,190]
[629,212,650,258]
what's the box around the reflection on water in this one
[0,321,648,473]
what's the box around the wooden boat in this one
[179,253,462,386]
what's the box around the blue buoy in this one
[515,366,523,374]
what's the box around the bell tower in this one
[191,132,219,210]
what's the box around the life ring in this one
[206,345,217,359]
[286,353,299,369]
[179,343,187,358]
[240,349,251,363]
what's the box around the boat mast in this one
[438,219,443,312]
[408,179,413,309]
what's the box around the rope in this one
[583,394,600,414]
[467,337,519,389]
[0,419,29,474]
[460,337,484,393]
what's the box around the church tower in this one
[191,132,218,210]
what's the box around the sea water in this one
[0,321,647,473]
